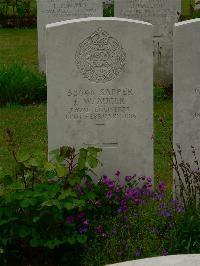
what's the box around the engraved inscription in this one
[75,28,127,83]
[65,87,136,120]
[117,0,180,36]
[42,0,100,20]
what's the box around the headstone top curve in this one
[46,17,153,29]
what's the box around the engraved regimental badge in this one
[75,28,126,83]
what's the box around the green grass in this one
[0,104,47,172]
[154,100,172,185]
[0,28,38,70]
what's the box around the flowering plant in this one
[0,129,185,265]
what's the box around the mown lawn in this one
[0,28,38,70]
[0,29,173,185]
[0,104,47,172]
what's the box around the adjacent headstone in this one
[106,254,200,266]
[37,0,103,72]
[173,19,200,195]
[46,18,153,179]
[195,0,200,10]
[115,0,181,84]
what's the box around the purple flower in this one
[125,188,135,199]
[135,250,141,257]
[106,191,113,199]
[159,203,165,209]
[117,251,123,256]
[125,188,140,200]
[163,249,168,256]
[146,176,152,183]
[115,170,121,177]
[107,179,115,189]
[79,227,88,234]
[95,200,101,206]
[96,225,104,234]
[66,216,74,224]
[112,229,117,235]
[157,192,165,200]
[176,206,185,213]
[75,184,84,195]
[77,211,85,219]
[83,220,89,226]
[125,175,133,182]
[115,186,122,193]
[124,216,128,221]
[160,210,173,218]
[133,197,141,205]
[158,182,166,192]
[118,205,128,213]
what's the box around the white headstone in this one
[195,0,200,10]
[174,19,200,191]
[37,0,103,72]
[107,254,200,266]
[115,0,181,84]
[46,18,153,179]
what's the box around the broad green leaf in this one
[20,198,33,208]
[16,152,31,163]
[19,227,31,238]
[41,200,61,209]
[72,199,85,208]
[77,235,87,244]
[78,148,87,170]
[63,202,74,210]
[0,218,17,226]
[29,158,39,167]
[30,238,40,247]
[58,189,77,200]
[44,162,55,171]
[87,147,102,156]
[87,155,98,169]
[45,240,62,249]
[33,216,40,223]
[55,164,67,177]
[67,237,76,245]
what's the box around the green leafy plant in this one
[0,128,102,264]
[0,63,46,105]
[170,207,200,254]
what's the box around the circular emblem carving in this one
[75,28,126,83]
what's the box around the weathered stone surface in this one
[46,18,153,179]
[37,0,103,72]
[114,0,181,84]
[107,254,200,266]
[173,19,200,192]
[195,0,200,10]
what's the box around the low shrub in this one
[1,129,199,266]
[0,63,46,105]
[170,206,200,255]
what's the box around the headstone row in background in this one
[37,0,181,84]
[115,0,181,84]
[37,0,103,72]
